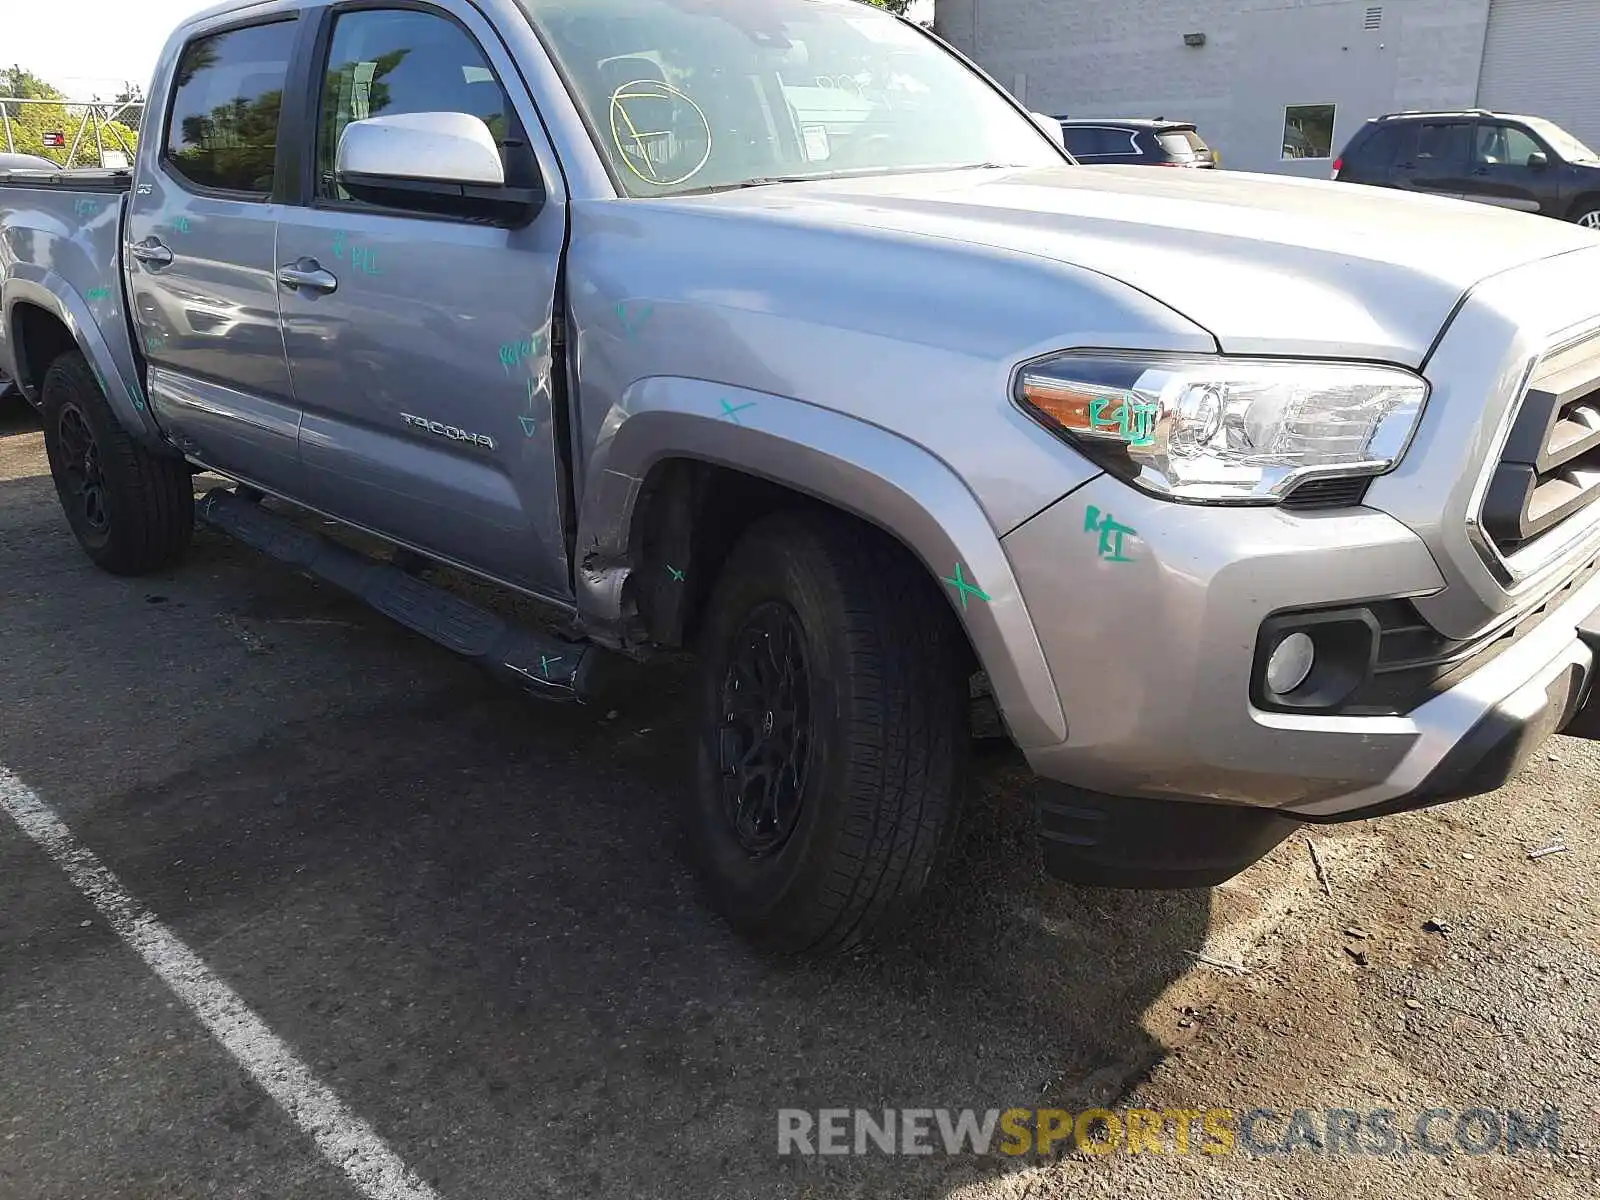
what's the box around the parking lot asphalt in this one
[1,402,1598,1200]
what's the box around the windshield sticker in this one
[608,79,712,187]
[802,125,831,162]
[1084,506,1137,563]
[941,562,991,610]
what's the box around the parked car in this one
[1057,118,1218,168]
[6,0,1600,954]
[0,152,61,172]
[1334,109,1600,228]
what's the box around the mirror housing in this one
[1030,111,1066,150]
[335,112,542,224]
[1527,150,1550,170]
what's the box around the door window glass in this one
[164,20,296,195]
[316,8,515,202]
[1415,121,1470,165]
[1474,123,1543,166]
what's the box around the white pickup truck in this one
[4,0,1600,953]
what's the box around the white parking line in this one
[0,767,441,1200]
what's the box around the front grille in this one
[1481,334,1600,557]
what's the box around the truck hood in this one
[685,165,1600,365]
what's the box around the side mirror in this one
[1030,112,1066,150]
[1528,151,1550,170]
[336,112,542,223]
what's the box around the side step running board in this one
[198,487,599,702]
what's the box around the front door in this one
[1461,120,1556,216]
[125,14,303,495]
[275,1,571,601]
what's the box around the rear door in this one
[1462,120,1557,215]
[274,0,572,600]
[125,12,302,494]
[1391,119,1472,200]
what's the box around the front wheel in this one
[1573,203,1600,231]
[689,510,969,954]
[40,350,193,575]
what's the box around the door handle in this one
[277,258,339,294]
[129,239,173,267]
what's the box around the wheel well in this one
[10,302,77,399]
[626,458,977,669]
[1568,192,1600,220]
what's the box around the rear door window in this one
[1414,121,1470,166]
[1062,126,1133,158]
[163,20,296,196]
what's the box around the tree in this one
[857,0,915,13]
[1,64,139,166]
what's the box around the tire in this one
[40,350,192,575]
[1576,203,1600,231]
[689,509,968,954]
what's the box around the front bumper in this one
[1003,472,1600,820]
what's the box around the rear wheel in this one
[41,351,192,574]
[689,510,968,954]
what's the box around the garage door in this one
[1478,0,1600,153]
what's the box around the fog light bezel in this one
[1252,607,1382,713]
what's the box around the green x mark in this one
[667,565,686,582]
[941,562,991,610]
[540,655,563,678]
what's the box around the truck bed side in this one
[0,170,159,444]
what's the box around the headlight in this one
[1015,353,1428,504]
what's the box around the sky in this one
[7,0,937,99]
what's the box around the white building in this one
[936,0,1600,176]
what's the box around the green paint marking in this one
[172,216,190,233]
[540,654,563,678]
[719,399,755,424]
[332,230,347,260]
[667,565,685,582]
[940,562,991,610]
[85,287,111,302]
[518,415,538,437]
[1090,392,1159,449]
[1084,505,1137,563]
[617,301,654,336]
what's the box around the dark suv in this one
[1334,109,1600,228]
[1057,118,1218,168]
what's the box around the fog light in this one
[1266,632,1315,695]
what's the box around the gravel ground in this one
[1,403,1596,1199]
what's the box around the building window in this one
[1282,104,1336,160]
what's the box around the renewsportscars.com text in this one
[777,1106,1562,1158]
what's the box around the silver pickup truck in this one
[5,0,1600,953]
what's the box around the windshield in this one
[521,0,1063,195]
[1524,117,1598,163]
